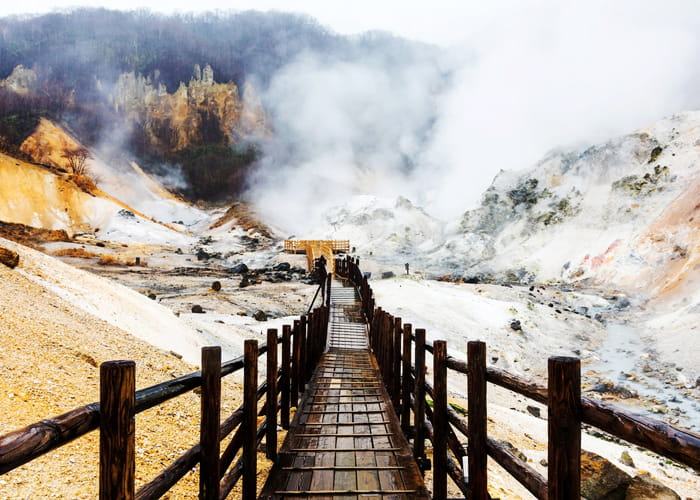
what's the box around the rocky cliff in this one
[432,111,700,294]
[109,64,267,154]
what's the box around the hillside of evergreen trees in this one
[0,9,436,201]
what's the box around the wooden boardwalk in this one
[259,279,429,499]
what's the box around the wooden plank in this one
[308,401,336,500]
[351,399,380,498]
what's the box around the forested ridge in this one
[0,9,434,201]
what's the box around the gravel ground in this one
[0,248,277,498]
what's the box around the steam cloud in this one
[247,1,700,233]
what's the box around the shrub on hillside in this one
[52,247,98,259]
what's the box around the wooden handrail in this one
[0,302,331,500]
[0,403,100,475]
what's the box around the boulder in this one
[231,262,249,274]
[526,405,541,418]
[619,451,635,468]
[196,249,210,261]
[381,271,395,279]
[510,319,522,331]
[191,305,204,313]
[273,262,291,272]
[625,474,680,500]
[239,277,251,288]
[590,381,638,399]
[253,310,267,322]
[0,247,19,268]
[581,450,632,500]
[212,280,222,292]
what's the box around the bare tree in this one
[61,146,91,175]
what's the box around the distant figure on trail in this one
[311,254,328,284]
[405,263,410,275]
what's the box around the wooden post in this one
[467,341,488,500]
[433,341,448,500]
[281,325,291,429]
[392,316,402,410]
[401,323,413,431]
[306,312,315,374]
[200,347,221,500]
[380,313,387,371]
[321,305,329,352]
[383,313,392,395]
[291,319,300,408]
[313,310,320,367]
[243,340,258,500]
[414,328,426,464]
[326,275,332,307]
[371,307,381,352]
[266,329,278,461]
[299,315,307,391]
[548,357,581,500]
[100,360,135,500]
[310,311,318,370]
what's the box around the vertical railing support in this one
[298,315,307,390]
[379,311,389,389]
[100,360,135,500]
[467,341,488,500]
[321,305,329,352]
[291,319,300,408]
[548,357,581,500]
[281,325,291,429]
[433,340,448,500]
[326,274,332,307]
[200,346,221,500]
[392,316,402,409]
[266,329,278,461]
[413,328,426,467]
[243,340,259,500]
[401,323,413,432]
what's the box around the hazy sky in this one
[0,0,520,46]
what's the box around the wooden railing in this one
[0,276,332,500]
[335,255,700,500]
[283,239,350,254]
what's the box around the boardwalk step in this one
[282,466,404,471]
[273,490,419,496]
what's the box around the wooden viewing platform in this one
[260,279,429,499]
[283,240,350,274]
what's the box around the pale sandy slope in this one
[0,239,249,498]
[0,237,211,364]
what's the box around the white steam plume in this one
[247,1,700,232]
